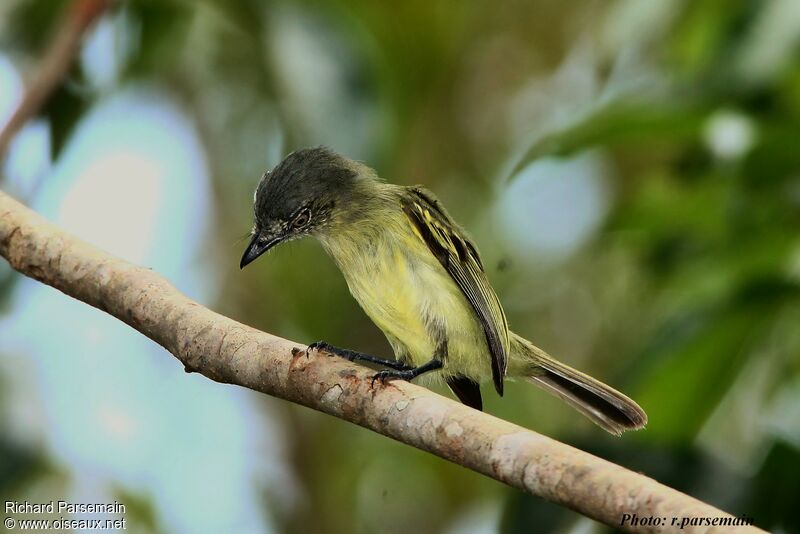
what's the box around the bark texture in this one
[0,191,763,533]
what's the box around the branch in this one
[0,190,763,533]
[0,0,111,161]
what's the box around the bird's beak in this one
[240,233,284,269]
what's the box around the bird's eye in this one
[292,208,311,229]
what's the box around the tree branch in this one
[0,190,763,533]
[0,0,111,162]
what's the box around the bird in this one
[240,147,647,435]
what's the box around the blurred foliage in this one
[0,436,49,493]
[2,0,72,53]
[2,0,800,532]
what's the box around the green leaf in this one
[41,79,88,160]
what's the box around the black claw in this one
[307,341,321,351]
[371,369,414,387]
[371,371,387,387]
[307,340,331,354]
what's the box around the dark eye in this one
[292,208,311,229]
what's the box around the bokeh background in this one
[1,1,799,532]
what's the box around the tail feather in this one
[511,333,647,436]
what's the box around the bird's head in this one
[240,147,369,269]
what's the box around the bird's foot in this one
[371,359,443,387]
[371,368,416,386]
[307,340,339,357]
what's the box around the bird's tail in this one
[510,332,647,435]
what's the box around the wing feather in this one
[446,375,483,410]
[402,187,510,395]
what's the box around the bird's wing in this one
[402,187,510,395]
[446,375,483,410]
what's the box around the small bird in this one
[241,147,647,435]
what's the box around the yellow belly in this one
[347,246,439,358]
[325,224,492,383]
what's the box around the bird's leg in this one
[307,341,412,371]
[372,359,443,385]
[372,340,446,385]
